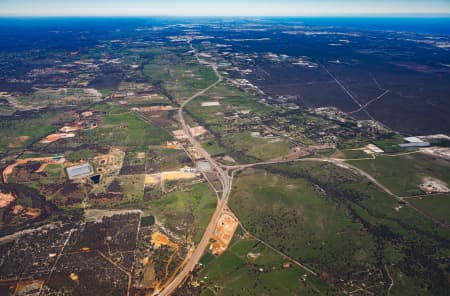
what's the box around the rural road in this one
[155,42,232,296]
[222,156,448,228]
[156,43,447,295]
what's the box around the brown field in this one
[0,192,16,208]
[151,232,171,248]
[59,125,82,133]
[139,106,174,112]
[13,280,45,295]
[8,136,30,148]
[190,126,208,137]
[162,141,182,150]
[145,171,197,186]
[2,156,66,183]
[39,133,75,144]
[172,130,187,140]
[209,212,239,255]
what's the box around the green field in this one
[229,169,377,276]
[118,174,146,202]
[147,182,217,243]
[339,149,373,159]
[12,88,103,109]
[216,162,450,295]
[408,194,450,224]
[347,153,450,196]
[65,149,96,162]
[221,133,292,161]
[203,84,272,113]
[85,110,172,151]
[143,50,217,100]
[0,111,63,151]
[202,140,227,157]
[184,83,287,161]
[41,164,66,185]
[147,148,192,171]
[185,84,271,127]
[200,229,335,295]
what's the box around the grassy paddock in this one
[200,230,334,295]
[85,111,172,150]
[408,193,450,225]
[347,153,450,196]
[229,169,377,275]
[148,183,216,243]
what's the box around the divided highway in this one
[156,43,232,296]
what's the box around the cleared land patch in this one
[347,153,450,196]
[147,183,217,244]
[200,229,335,295]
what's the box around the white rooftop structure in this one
[201,101,221,107]
[66,163,93,180]
[404,137,424,143]
[197,161,211,173]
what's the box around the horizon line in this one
[1,13,450,18]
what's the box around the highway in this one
[156,43,448,295]
[156,42,232,296]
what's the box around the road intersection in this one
[156,42,447,296]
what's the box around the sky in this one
[0,0,449,16]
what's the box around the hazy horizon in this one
[1,0,449,17]
[1,14,450,18]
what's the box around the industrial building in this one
[66,163,94,180]
[399,137,430,148]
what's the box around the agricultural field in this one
[0,111,65,152]
[407,193,450,225]
[185,84,292,161]
[142,49,217,100]
[219,163,450,295]
[85,108,173,151]
[1,16,450,296]
[347,153,450,196]
[199,228,335,296]
[147,182,217,244]
[221,133,292,161]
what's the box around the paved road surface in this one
[156,44,448,295]
[222,157,448,228]
[156,42,232,296]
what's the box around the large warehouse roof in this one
[66,163,93,179]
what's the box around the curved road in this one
[156,43,232,296]
[222,157,448,228]
[156,43,448,295]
